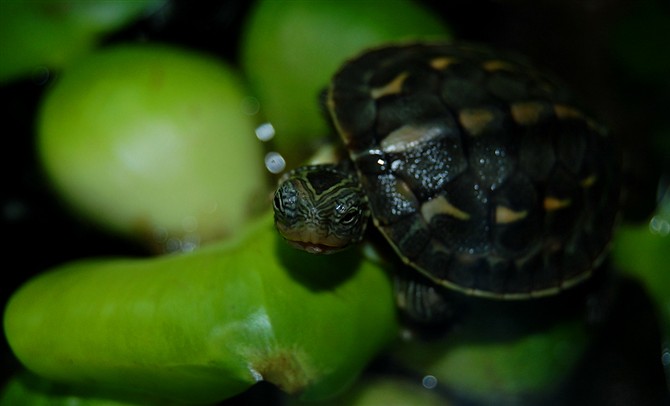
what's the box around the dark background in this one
[2,1,668,404]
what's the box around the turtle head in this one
[273,164,369,254]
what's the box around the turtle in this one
[272,42,621,322]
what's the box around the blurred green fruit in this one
[38,44,268,251]
[612,192,670,370]
[393,318,589,403]
[286,376,447,406]
[0,0,165,83]
[240,0,451,166]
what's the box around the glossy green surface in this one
[4,212,397,403]
[38,45,267,250]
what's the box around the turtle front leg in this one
[394,268,456,325]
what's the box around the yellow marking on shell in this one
[421,195,470,224]
[370,71,409,99]
[395,179,420,207]
[482,59,517,72]
[554,104,584,121]
[381,124,443,153]
[580,174,597,188]
[459,108,495,136]
[554,104,606,135]
[306,143,342,166]
[495,206,528,224]
[510,102,547,126]
[543,196,572,211]
[430,56,458,70]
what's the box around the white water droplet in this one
[265,151,286,174]
[255,122,275,142]
[422,375,438,389]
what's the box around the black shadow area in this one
[274,235,365,292]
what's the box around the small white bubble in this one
[255,122,275,142]
[662,348,670,367]
[180,235,200,252]
[422,375,438,389]
[649,216,670,236]
[241,96,260,115]
[165,237,182,253]
[265,151,286,174]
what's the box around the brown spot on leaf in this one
[252,349,316,395]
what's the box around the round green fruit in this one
[393,318,589,403]
[240,0,451,166]
[38,44,267,251]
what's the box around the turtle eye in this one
[341,209,359,225]
[272,190,284,213]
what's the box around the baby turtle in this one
[273,42,621,321]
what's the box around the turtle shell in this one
[327,43,621,299]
